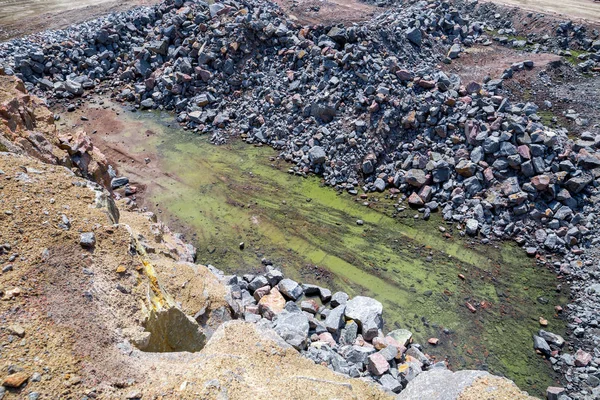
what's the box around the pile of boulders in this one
[0,0,598,258]
[2,0,600,397]
[214,261,439,395]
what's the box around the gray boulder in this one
[277,278,304,301]
[308,146,326,164]
[344,296,383,340]
[273,310,309,350]
[397,369,490,400]
[325,305,346,334]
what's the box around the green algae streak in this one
[111,107,567,396]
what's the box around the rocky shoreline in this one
[1,0,600,397]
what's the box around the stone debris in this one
[0,0,600,397]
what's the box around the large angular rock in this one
[325,305,346,334]
[331,291,349,307]
[342,344,376,365]
[575,349,592,366]
[565,174,592,193]
[308,146,326,164]
[345,296,383,340]
[380,373,402,393]
[147,40,169,56]
[397,369,491,400]
[273,310,309,350]
[406,27,422,46]
[388,329,412,346]
[248,275,269,293]
[368,352,389,375]
[533,335,551,356]
[258,287,286,319]
[538,330,565,347]
[65,80,83,95]
[277,278,304,301]
[405,169,427,188]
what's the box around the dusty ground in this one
[442,44,562,84]
[0,0,159,42]
[273,0,381,25]
[483,0,600,24]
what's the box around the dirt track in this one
[483,0,600,23]
[0,0,159,41]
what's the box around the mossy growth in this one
[103,105,567,397]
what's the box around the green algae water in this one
[89,104,567,396]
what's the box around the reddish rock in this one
[555,305,563,313]
[253,285,271,301]
[575,349,592,366]
[465,302,476,313]
[368,101,379,113]
[245,305,259,314]
[367,352,390,376]
[418,185,432,202]
[408,192,424,207]
[300,299,319,315]
[2,372,29,388]
[396,70,413,81]
[318,332,337,347]
[428,338,439,345]
[417,79,436,89]
[517,145,531,160]
[483,167,495,183]
[531,175,551,191]
[384,336,406,358]
[258,287,285,320]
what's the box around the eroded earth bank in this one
[1,0,600,399]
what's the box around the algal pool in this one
[63,99,567,397]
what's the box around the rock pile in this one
[1,0,598,258]
[2,0,600,397]
[215,261,441,395]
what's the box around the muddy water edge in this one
[59,97,568,396]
